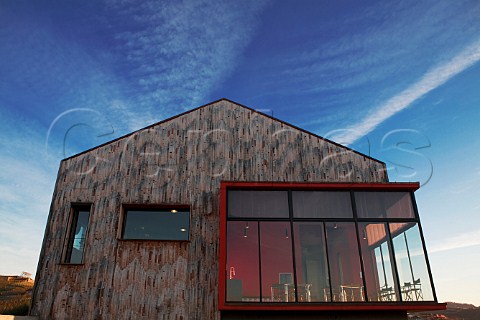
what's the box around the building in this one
[6,276,34,284]
[2,272,34,284]
[30,99,445,319]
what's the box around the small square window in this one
[122,207,190,241]
[64,204,91,264]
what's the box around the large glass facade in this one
[225,188,436,304]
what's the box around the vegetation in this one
[0,276,33,315]
[410,302,480,320]
[3,274,480,319]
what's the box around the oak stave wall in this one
[31,100,387,319]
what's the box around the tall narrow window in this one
[390,223,434,301]
[64,205,91,264]
[325,222,365,302]
[226,221,260,302]
[358,223,399,302]
[293,222,329,302]
[260,222,294,302]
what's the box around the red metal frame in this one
[218,303,446,312]
[218,181,445,312]
[220,181,420,191]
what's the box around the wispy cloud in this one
[429,229,480,254]
[0,112,58,275]
[0,1,270,276]
[331,39,480,145]
[239,1,480,135]
[1,0,269,144]
[105,0,269,129]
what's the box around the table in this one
[270,283,312,302]
[340,285,364,302]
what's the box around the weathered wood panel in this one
[31,99,387,320]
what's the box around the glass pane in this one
[358,223,399,302]
[226,221,260,302]
[260,222,294,302]
[390,223,434,301]
[228,190,289,218]
[292,191,353,218]
[293,222,329,302]
[123,209,190,240]
[326,222,365,302]
[355,192,415,219]
[67,209,90,264]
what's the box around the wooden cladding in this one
[31,100,388,319]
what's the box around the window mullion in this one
[351,191,369,302]
[323,221,334,302]
[411,192,437,301]
[257,221,263,303]
[386,223,403,301]
[288,190,298,302]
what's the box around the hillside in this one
[410,302,480,320]
[0,276,33,315]
[2,275,478,319]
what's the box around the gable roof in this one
[63,98,384,165]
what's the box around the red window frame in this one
[219,181,445,312]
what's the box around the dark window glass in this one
[325,222,365,302]
[355,192,415,219]
[390,223,434,301]
[65,206,90,264]
[122,209,190,240]
[227,191,289,218]
[260,222,294,302]
[293,222,329,302]
[226,221,260,302]
[358,223,399,302]
[292,191,353,218]
[223,188,435,306]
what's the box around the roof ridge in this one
[62,98,384,166]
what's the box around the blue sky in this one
[1,0,479,306]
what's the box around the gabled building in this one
[30,99,445,319]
